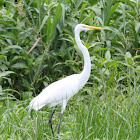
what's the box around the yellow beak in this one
[85,25,103,30]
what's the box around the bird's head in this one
[75,24,102,32]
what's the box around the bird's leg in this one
[58,99,67,134]
[58,112,63,134]
[49,105,57,136]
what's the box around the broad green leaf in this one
[0,0,4,6]
[53,3,62,26]
[76,0,83,8]
[105,3,119,25]
[47,16,51,43]
[0,71,14,78]
[3,45,23,50]
[1,32,16,40]
[104,26,123,39]
[134,55,140,60]
[135,21,140,33]
[0,55,5,59]
[22,78,31,89]
[79,3,88,18]
[0,20,13,27]
[82,14,95,24]
[1,45,23,54]
[0,64,8,71]
[88,0,98,6]
[39,15,48,32]
[110,3,119,17]
[92,48,112,53]
[11,63,28,69]
[47,3,62,43]
[130,22,138,48]
[35,55,44,66]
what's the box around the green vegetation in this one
[0,0,140,139]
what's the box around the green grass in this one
[0,89,139,140]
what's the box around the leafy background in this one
[0,0,140,139]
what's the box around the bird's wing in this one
[29,74,81,110]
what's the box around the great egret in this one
[29,24,102,135]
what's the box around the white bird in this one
[29,24,102,135]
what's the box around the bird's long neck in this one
[75,30,91,87]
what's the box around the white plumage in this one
[29,74,80,111]
[29,24,102,135]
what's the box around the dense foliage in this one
[0,0,140,139]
